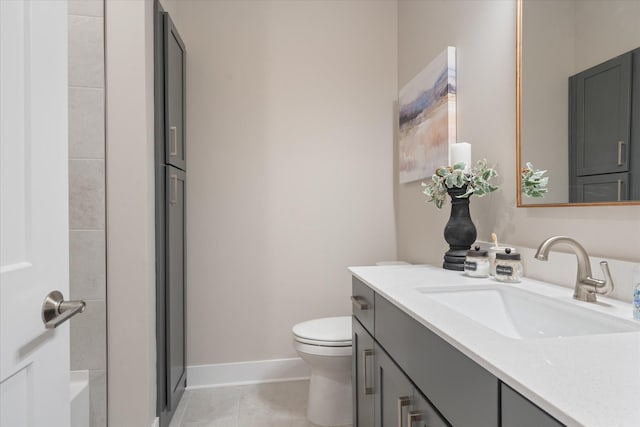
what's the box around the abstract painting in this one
[399,47,456,184]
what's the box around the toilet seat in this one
[294,337,351,346]
[292,316,352,347]
[293,340,352,357]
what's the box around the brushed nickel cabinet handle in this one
[351,295,368,310]
[617,179,622,202]
[170,174,178,206]
[170,126,178,156]
[363,348,374,395]
[398,396,411,427]
[42,291,86,329]
[617,140,624,166]
[407,410,423,426]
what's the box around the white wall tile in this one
[69,159,105,229]
[69,87,105,159]
[89,370,107,427]
[69,15,104,88]
[70,230,105,300]
[68,2,107,424]
[69,0,104,17]
[70,300,106,371]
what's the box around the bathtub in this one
[70,370,90,427]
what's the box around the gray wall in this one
[67,0,106,426]
[396,0,640,266]
[160,0,398,366]
[105,0,158,426]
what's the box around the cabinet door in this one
[574,172,629,202]
[571,52,631,177]
[352,277,375,334]
[411,389,449,427]
[376,346,450,427]
[353,317,375,427]
[164,14,186,170]
[375,295,498,427]
[376,345,413,427]
[501,383,564,427]
[166,166,186,410]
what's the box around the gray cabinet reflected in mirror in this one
[517,0,640,207]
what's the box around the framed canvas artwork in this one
[399,46,456,184]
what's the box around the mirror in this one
[517,0,640,206]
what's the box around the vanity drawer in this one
[375,294,499,427]
[351,277,374,334]
[501,383,564,427]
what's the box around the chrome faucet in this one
[534,236,614,303]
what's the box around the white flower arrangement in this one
[421,159,499,209]
[521,162,549,198]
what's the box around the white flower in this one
[421,160,499,209]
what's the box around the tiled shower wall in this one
[68,1,106,426]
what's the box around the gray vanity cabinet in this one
[412,391,449,427]
[569,49,640,202]
[352,314,449,427]
[155,2,187,426]
[501,384,564,427]
[574,172,629,202]
[376,343,413,427]
[352,277,565,427]
[166,167,186,412]
[353,317,375,427]
[352,276,375,332]
[164,13,186,171]
[375,294,497,427]
[376,344,448,427]
[571,52,632,177]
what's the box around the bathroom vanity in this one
[351,265,640,427]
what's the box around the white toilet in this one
[292,316,352,426]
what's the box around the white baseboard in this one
[186,357,311,389]
[151,417,159,427]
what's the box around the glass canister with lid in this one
[494,248,523,283]
[464,246,490,278]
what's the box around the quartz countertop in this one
[349,264,640,427]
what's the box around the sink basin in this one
[416,285,640,339]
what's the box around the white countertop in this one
[349,264,640,427]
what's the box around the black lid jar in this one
[494,248,522,282]
[464,246,490,278]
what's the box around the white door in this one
[1,1,71,426]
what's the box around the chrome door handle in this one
[351,296,368,310]
[42,291,86,329]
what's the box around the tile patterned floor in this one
[168,380,353,427]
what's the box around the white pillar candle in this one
[450,142,472,172]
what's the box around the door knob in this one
[41,290,86,329]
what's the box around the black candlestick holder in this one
[442,185,477,271]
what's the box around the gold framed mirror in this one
[516,0,640,207]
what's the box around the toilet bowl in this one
[292,316,352,427]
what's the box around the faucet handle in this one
[598,261,614,295]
